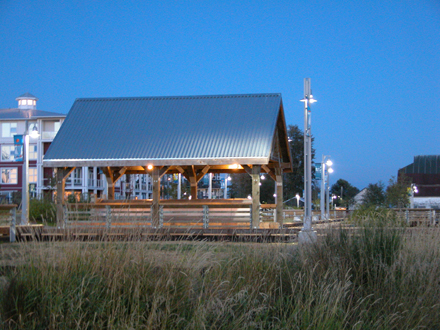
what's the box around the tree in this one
[362,181,386,207]
[386,175,411,208]
[228,124,315,205]
[283,125,315,204]
[330,179,360,208]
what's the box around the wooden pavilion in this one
[43,93,293,229]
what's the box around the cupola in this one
[16,92,38,110]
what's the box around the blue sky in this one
[1,0,439,190]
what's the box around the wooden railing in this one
[64,199,254,230]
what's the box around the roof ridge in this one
[76,93,282,102]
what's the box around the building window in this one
[2,123,17,138]
[1,145,15,161]
[54,121,61,132]
[29,145,37,159]
[1,168,18,184]
[29,167,37,183]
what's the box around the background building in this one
[399,155,440,208]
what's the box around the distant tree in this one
[362,181,386,207]
[229,124,315,205]
[283,125,315,203]
[386,175,411,208]
[229,173,276,204]
[330,179,360,208]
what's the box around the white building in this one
[0,93,154,202]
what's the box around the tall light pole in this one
[326,167,333,219]
[298,78,317,244]
[21,120,39,225]
[224,175,231,199]
[320,156,332,220]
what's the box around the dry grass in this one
[1,223,440,329]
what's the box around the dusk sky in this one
[1,0,439,190]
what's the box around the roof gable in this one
[44,93,290,167]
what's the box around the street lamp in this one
[326,167,334,219]
[21,121,39,225]
[410,184,418,208]
[224,175,231,199]
[298,78,317,244]
[295,193,300,208]
[320,156,332,220]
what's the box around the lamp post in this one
[224,175,231,199]
[296,193,300,208]
[320,156,332,220]
[326,167,333,219]
[298,78,317,244]
[410,184,418,208]
[21,120,39,225]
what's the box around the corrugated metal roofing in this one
[0,108,66,120]
[400,155,440,174]
[44,93,284,166]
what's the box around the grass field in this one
[1,215,440,329]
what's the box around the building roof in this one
[15,92,38,100]
[0,108,66,120]
[399,155,440,175]
[44,93,292,168]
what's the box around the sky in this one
[1,0,439,190]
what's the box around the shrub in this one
[29,198,56,225]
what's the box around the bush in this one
[29,198,56,225]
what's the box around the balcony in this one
[41,131,58,140]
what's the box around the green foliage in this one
[229,173,276,203]
[386,175,411,208]
[330,178,360,208]
[29,198,56,225]
[362,181,386,207]
[283,125,315,202]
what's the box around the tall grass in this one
[1,222,440,328]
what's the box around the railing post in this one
[433,210,436,226]
[159,205,163,229]
[10,206,16,243]
[203,205,209,229]
[405,209,409,225]
[249,205,253,230]
[63,205,68,229]
[106,205,112,230]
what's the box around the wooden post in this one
[251,165,261,228]
[55,167,74,228]
[203,205,209,229]
[275,167,283,227]
[152,167,160,228]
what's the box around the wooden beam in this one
[151,167,160,227]
[250,165,261,229]
[55,167,74,227]
[196,165,211,182]
[262,165,276,181]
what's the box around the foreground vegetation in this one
[1,213,440,329]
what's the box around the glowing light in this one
[260,175,265,180]
[247,195,252,200]
[328,168,334,174]
[147,165,153,170]
[228,164,239,169]
[325,160,333,166]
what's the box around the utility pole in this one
[298,78,317,244]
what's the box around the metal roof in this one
[0,108,66,120]
[44,93,287,167]
[16,92,38,100]
[400,155,440,175]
